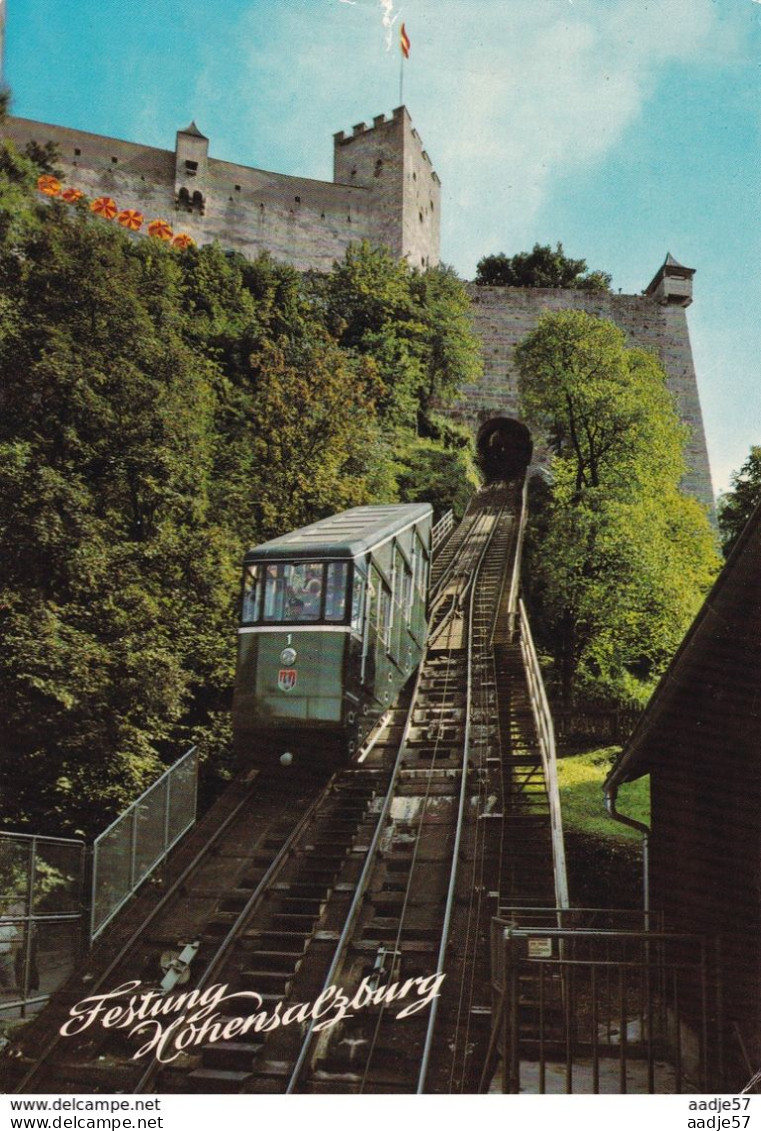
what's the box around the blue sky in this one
[4,0,760,496]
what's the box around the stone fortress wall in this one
[462,280,714,511]
[2,106,713,510]
[4,106,440,273]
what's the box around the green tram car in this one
[232,504,432,769]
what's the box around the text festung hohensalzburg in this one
[58,974,446,1063]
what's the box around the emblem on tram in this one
[278,668,298,692]
[280,647,297,665]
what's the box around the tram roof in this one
[244,504,433,562]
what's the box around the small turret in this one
[174,121,209,216]
[644,253,695,307]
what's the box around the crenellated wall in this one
[3,106,440,273]
[2,108,713,509]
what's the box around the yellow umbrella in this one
[148,219,173,241]
[117,209,144,231]
[90,196,118,220]
[172,233,195,249]
[61,188,84,204]
[37,174,61,196]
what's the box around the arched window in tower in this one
[177,187,191,212]
[192,190,205,216]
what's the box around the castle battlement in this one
[0,108,712,507]
[4,105,440,272]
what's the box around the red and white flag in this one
[400,22,410,59]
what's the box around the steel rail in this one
[283,653,429,1093]
[132,771,344,1093]
[285,504,499,1094]
[446,500,517,1090]
[415,503,505,1093]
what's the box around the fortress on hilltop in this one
[3,107,440,272]
[2,108,714,511]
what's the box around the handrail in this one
[507,478,529,618]
[518,599,569,909]
[431,509,454,554]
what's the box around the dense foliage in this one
[0,136,481,836]
[475,242,611,292]
[516,310,719,707]
[717,445,761,557]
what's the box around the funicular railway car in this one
[232,504,432,769]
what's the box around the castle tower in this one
[333,105,440,269]
[174,121,209,217]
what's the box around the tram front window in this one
[262,562,325,623]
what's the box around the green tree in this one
[243,334,394,537]
[409,264,483,418]
[475,242,611,292]
[320,242,482,430]
[516,311,718,706]
[717,446,761,557]
[0,168,231,834]
[0,147,482,836]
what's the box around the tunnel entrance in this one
[476,417,533,483]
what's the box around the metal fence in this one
[431,509,454,554]
[0,832,85,1017]
[90,746,199,940]
[488,912,721,1093]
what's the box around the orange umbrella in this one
[172,233,195,249]
[117,209,144,231]
[90,196,117,220]
[37,174,61,196]
[148,219,173,241]
[61,187,84,204]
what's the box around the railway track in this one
[7,486,525,1095]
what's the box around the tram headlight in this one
[280,751,294,767]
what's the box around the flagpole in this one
[399,23,410,106]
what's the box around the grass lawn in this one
[556,747,649,907]
[557,746,650,843]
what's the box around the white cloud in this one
[411,0,736,272]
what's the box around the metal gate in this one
[486,910,722,1094]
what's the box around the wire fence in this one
[90,746,199,941]
[0,832,85,1017]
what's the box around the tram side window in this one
[325,562,348,622]
[400,560,413,624]
[378,584,391,649]
[414,538,428,596]
[242,564,261,623]
[351,567,366,634]
[263,562,324,623]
